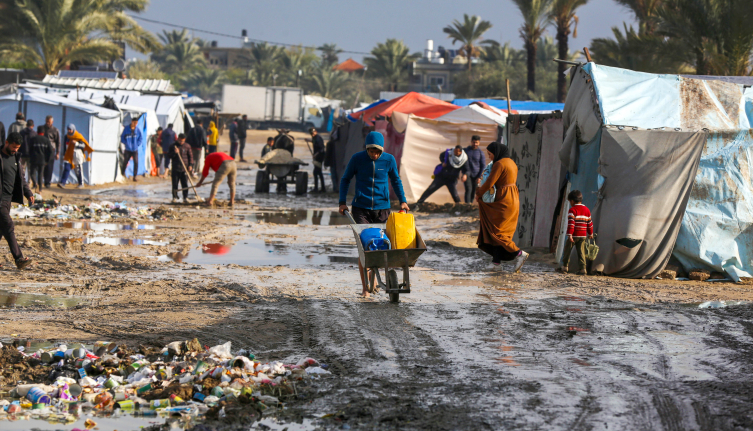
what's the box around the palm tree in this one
[309,63,350,99]
[590,24,687,73]
[317,43,344,66]
[442,14,493,72]
[614,0,664,35]
[364,39,419,91]
[550,0,588,102]
[283,47,318,86]
[0,0,159,75]
[182,68,224,99]
[512,0,554,93]
[161,41,206,74]
[126,60,165,80]
[481,41,525,67]
[236,42,286,86]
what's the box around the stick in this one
[552,58,582,66]
[583,47,592,63]
[176,151,204,202]
[174,183,208,192]
[505,79,512,113]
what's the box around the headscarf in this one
[486,142,510,163]
[208,121,219,146]
[64,124,94,167]
[66,123,76,134]
[448,148,468,169]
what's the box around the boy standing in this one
[170,134,193,203]
[560,190,593,275]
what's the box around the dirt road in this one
[1,135,752,430]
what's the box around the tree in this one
[442,14,493,72]
[151,30,205,74]
[182,68,224,99]
[590,25,685,73]
[481,41,525,67]
[282,47,318,86]
[317,43,344,66]
[364,39,419,91]
[126,60,165,80]
[0,0,159,75]
[308,63,350,99]
[512,0,554,93]
[614,0,664,34]
[235,42,286,86]
[550,0,588,102]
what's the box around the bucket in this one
[26,387,51,405]
[115,399,135,410]
[150,399,170,409]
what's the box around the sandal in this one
[15,257,33,270]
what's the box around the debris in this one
[689,269,711,281]
[9,200,166,222]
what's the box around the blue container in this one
[359,228,391,251]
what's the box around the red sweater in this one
[202,152,233,178]
[567,204,593,238]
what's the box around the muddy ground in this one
[1,133,753,430]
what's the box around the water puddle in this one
[237,209,349,225]
[0,411,196,431]
[158,238,356,266]
[0,289,86,308]
[20,221,158,231]
[61,237,169,246]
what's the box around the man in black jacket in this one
[306,128,326,192]
[237,114,248,162]
[170,134,194,203]
[187,120,206,176]
[42,115,61,189]
[417,146,469,205]
[0,133,34,269]
[29,126,54,194]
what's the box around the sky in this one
[132,0,635,62]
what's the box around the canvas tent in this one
[116,104,160,177]
[0,92,121,185]
[436,103,508,126]
[349,92,459,123]
[561,62,753,280]
[454,99,564,114]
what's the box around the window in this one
[428,76,445,87]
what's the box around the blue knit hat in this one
[365,131,384,151]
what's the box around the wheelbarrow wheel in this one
[387,269,399,303]
[255,170,269,193]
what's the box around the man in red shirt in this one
[559,189,594,275]
[195,152,236,206]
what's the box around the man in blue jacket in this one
[464,135,485,203]
[338,132,409,297]
[120,117,143,182]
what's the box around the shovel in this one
[176,153,204,203]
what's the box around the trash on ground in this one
[698,300,749,308]
[10,200,178,222]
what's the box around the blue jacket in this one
[339,151,406,210]
[121,126,143,152]
[161,128,176,149]
[465,146,485,178]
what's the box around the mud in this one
[0,135,752,430]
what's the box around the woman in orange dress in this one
[475,142,529,272]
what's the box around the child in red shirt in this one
[559,190,593,275]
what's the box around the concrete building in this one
[408,40,469,94]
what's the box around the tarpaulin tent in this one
[436,104,508,126]
[0,93,121,185]
[561,62,753,280]
[454,99,564,114]
[399,115,497,204]
[349,92,459,123]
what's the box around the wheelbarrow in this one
[345,210,427,303]
[254,161,309,195]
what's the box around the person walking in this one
[261,136,274,157]
[416,146,469,205]
[120,117,143,182]
[58,124,94,189]
[237,114,248,162]
[8,112,25,135]
[170,133,193,203]
[306,128,326,193]
[28,126,54,194]
[228,119,239,159]
[476,142,528,272]
[195,152,237,207]
[151,127,164,178]
[0,132,34,269]
[160,124,177,171]
[42,116,61,189]
[187,119,206,176]
[207,121,218,154]
[559,190,594,275]
[338,132,409,297]
[464,135,485,204]
[19,119,34,184]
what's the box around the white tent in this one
[436,104,508,126]
[0,93,121,185]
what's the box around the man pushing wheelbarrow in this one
[339,132,410,298]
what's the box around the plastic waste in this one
[207,342,232,359]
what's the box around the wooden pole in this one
[176,151,204,202]
[583,47,593,63]
[505,79,512,113]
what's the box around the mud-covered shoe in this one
[15,257,33,270]
[576,269,587,275]
[556,266,568,273]
[512,251,529,273]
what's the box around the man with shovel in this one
[170,134,193,203]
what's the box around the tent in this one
[0,92,121,185]
[399,115,497,203]
[560,62,753,280]
[454,99,564,114]
[349,92,459,123]
[436,103,508,126]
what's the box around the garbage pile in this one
[0,339,329,425]
[10,199,173,221]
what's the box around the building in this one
[202,30,256,70]
[334,58,365,73]
[407,40,468,94]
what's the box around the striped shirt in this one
[567,204,593,238]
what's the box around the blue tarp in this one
[453,99,564,113]
[124,114,148,177]
[347,99,387,122]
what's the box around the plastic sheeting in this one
[123,114,149,177]
[349,92,458,123]
[533,118,564,248]
[453,99,564,114]
[437,104,507,126]
[674,131,753,281]
[591,127,706,279]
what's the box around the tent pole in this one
[505,79,511,113]
[583,47,593,63]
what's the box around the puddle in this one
[19,221,158,231]
[236,210,349,225]
[0,289,86,308]
[61,237,169,246]
[159,238,356,266]
[0,411,195,431]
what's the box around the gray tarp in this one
[591,127,706,278]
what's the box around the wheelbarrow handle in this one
[343,209,357,225]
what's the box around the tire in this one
[255,170,270,193]
[387,269,399,303]
[295,171,308,195]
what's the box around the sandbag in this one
[386,212,416,250]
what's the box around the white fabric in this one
[448,150,468,169]
[437,104,507,126]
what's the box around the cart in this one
[345,210,427,303]
[254,161,309,195]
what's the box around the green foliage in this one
[151,29,205,75]
[317,44,343,66]
[511,0,555,93]
[591,24,688,73]
[307,62,351,99]
[0,0,159,74]
[126,60,165,80]
[442,14,494,72]
[181,68,224,99]
[364,39,420,91]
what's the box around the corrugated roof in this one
[42,75,173,93]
